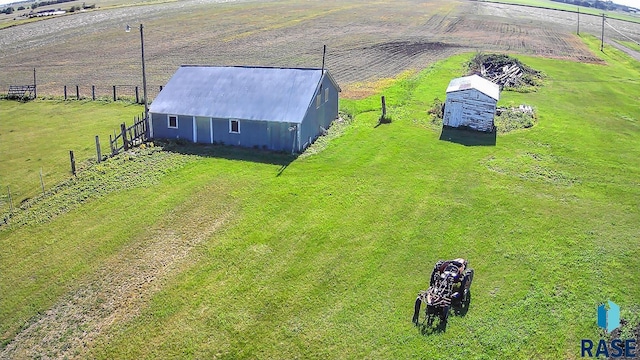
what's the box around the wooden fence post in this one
[69,150,76,176]
[113,85,117,101]
[110,134,115,156]
[381,96,386,118]
[33,68,37,99]
[95,135,102,163]
[135,86,139,104]
[92,85,96,100]
[121,123,129,151]
[7,186,13,214]
[40,168,45,195]
[64,85,67,100]
[76,85,80,100]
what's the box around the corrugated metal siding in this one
[150,66,333,124]
[151,113,194,141]
[298,75,339,151]
[195,116,211,143]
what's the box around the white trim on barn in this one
[229,119,240,134]
[209,118,214,144]
[168,115,178,129]
[192,116,197,142]
[149,113,154,138]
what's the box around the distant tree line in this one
[550,0,634,11]
[30,0,75,10]
[1,1,97,14]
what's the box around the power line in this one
[605,20,640,46]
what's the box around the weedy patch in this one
[427,97,445,126]
[1,145,194,229]
[300,112,353,158]
[495,104,538,133]
[483,151,579,186]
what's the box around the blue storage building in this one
[149,65,340,153]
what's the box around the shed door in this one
[196,116,211,143]
[447,100,463,127]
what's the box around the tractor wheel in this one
[440,306,449,323]
[462,268,474,301]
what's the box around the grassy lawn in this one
[0,100,143,213]
[618,40,640,52]
[1,36,639,358]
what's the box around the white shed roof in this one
[446,74,500,101]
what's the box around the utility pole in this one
[139,24,149,122]
[577,7,580,36]
[321,44,326,74]
[600,13,605,52]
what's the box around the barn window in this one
[324,88,329,103]
[168,115,178,129]
[229,119,240,134]
[316,94,321,109]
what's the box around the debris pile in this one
[468,53,543,89]
[494,104,537,133]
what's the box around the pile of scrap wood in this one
[468,53,542,89]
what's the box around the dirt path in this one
[606,39,640,61]
[0,184,235,359]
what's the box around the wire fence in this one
[0,168,63,225]
[1,81,164,103]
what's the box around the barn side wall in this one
[150,113,194,141]
[443,90,497,132]
[210,118,296,152]
[298,76,339,151]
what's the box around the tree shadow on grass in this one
[154,140,297,176]
[439,126,496,146]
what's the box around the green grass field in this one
[1,36,639,358]
[0,100,143,213]
[618,40,640,52]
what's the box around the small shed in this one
[443,74,500,132]
[149,65,340,153]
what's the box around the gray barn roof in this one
[149,66,340,123]
[446,74,500,101]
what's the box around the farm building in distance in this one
[443,75,500,132]
[149,65,340,153]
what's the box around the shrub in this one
[494,105,537,133]
[428,98,444,125]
